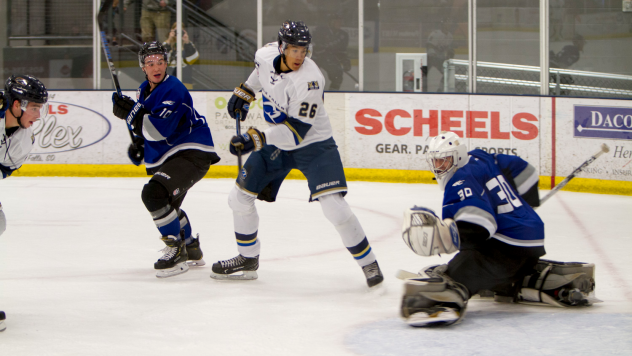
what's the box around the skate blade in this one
[187,258,206,267]
[210,270,258,280]
[0,321,6,332]
[156,262,189,278]
[407,309,460,327]
[395,269,419,280]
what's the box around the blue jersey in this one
[442,149,545,257]
[135,75,216,169]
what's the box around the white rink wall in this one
[27,91,632,184]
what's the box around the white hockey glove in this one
[402,206,460,257]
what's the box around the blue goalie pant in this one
[237,137,347,201]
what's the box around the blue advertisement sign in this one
[574,106,632,140]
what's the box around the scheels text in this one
[355,109,539,140]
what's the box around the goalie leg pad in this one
[400,264,469,327]
[517,259,601,307]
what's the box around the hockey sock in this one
[142,181,181,239]
[228,186,260,257]
[319,194,377,267]
[178,209,194,244]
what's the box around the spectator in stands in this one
[124,0,172,43]
[426,18,455,92]
[163,23,200,89]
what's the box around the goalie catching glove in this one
[402,206,460,256]
[229,128,266,156]
[228,83,255,121]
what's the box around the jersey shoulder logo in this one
[452,180,465,187]
[162,101,175,105]
[307,81,320,90]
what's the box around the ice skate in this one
[362,261,384,288]
[0,311,6,332]
[406,306,461,327]
[210,254,258,280]
[185,233,205,267]
[155,235,189,278]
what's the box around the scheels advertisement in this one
[347,94,542,171]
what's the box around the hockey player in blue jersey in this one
[209,21,384,288]
[112,41,220,278]
[399,131,599,326]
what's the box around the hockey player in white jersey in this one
[399,131,600,327]
[210,21,384,288]
[0,74,49,332]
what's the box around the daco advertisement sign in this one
[347,94,541,171]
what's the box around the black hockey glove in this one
[227,83,255,121]
[126,102,146,136]
[229,128,266,156]
[112,93,135,119]
[128,136,145,166]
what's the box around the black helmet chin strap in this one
[8,102,27,129]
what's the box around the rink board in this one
[14,91,632,195]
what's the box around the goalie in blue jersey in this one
[112,41,220,278]
[399,131,600,327]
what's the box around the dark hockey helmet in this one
[3,75,49,120]
[277,21,313,58]
[4,75,48,105]
[138,41,168,67]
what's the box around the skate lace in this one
[220,255,244,268]
[158,246,178,261]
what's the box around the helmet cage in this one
[426,150,457,180]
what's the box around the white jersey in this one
[245,43,333,151]
[0,112,35,179]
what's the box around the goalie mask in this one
[4,75,49,128]
[278,20,313,59]
[426,131,469,190]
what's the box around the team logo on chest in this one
[307,81,319,91]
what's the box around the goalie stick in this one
[96,0,135,143]
[539,143,610,206]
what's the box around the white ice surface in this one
[0,177,630,355]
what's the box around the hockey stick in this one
[235,110,243,174]
[539,143,610,206]
[96,0,135,143]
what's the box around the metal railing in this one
[444,59,632,98]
